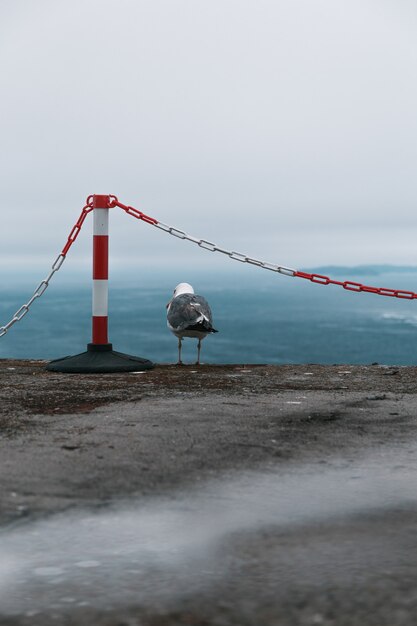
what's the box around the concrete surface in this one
[0,360,416,625]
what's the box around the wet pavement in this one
[1,448,417,621]
[0,361,417,625]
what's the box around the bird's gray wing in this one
[167,294,208,332]
[192,295,214,324]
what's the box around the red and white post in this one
[46,193,153,372]
[91,194,110,346]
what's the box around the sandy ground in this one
[0,360,417,625]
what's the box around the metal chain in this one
[113,196,417,300]
[3,193,416,343]
[0,202,93,338]
[111,199,296,277]
[0,253,66,337]
[62,202,94,255]
[294,271,417,300]
[153,220,297,276]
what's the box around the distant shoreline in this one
[304,265,417,277]
[2,263,417,283]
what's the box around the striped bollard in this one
[47,195,153,373]
[92,194,110,346]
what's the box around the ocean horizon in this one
[2,265,417,366]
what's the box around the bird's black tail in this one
[186,321,218,333]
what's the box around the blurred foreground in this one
[0,361,416,625]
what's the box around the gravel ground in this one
[1,360,417,625]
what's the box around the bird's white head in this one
[173,283,194,298]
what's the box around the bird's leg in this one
[177,337,183,365]
[196,339,202,365]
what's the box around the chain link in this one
[0,202,93,339]
[3,193,416,343]
[294,271,417,300]
[110,199,158,225]
[152,220,297,276]
[110,197,297,276]
[116,198,417,296]
[0,253,66,337]
[61,203,94,255]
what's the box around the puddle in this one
[0,446,416,616]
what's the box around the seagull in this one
[166,282,218,365]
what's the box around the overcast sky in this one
[1,0,417,276]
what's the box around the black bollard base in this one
[46,343,154,374]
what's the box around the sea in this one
[2,266,417,366]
